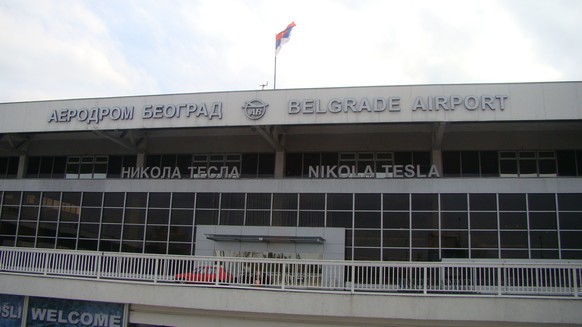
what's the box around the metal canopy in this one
[205,234,325,244]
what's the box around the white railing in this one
[0,246,580,298]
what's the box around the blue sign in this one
[27,297,124,327]
[0,294,24,327]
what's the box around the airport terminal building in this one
[1,81,582,326]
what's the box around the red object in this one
[175,266,233,283]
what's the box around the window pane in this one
[40,207,59,222]
[300,193,325,210]
[499,212,527,229]
[327,193,352,210]
[195,210,218,225]
[383,194,409,210]
[441,212,468,229]
[470,212,498,229]
[500,231,528,248]
[530,231,558,249]
[411,249,439,261]
[354,248,381,261]
[148,209,169,225]
[196,193,220,209]
[123,225,144,240]
[561,231,582,249]
[383,249,409,261]
[461,151,480,176]
[126,193,147,207]
[79,223,99,238]
[148,193,171,208]
[411,212,438,229]
[102,208,123,224]
[172,193,195,208]
[171,209,193,225]
[529,212,557,229]
[354,211,381,228]
[480,151,499,177]
[37,222,57,237]
[220,210,244,225]
[299,211,324,227]
[442,151,460,177]
[326,211,352,228]
[500,159,518,176]
[354,230,381,247]
[557,151,577,176]
[441,231,468,248]
[539,159,556,175]
[245,211,270,226]
[411,194,438,211]
[528,193,556,211]
[412,231,439,247]
[146,226,168,242]
[80,208,101,223]
[471,231,498,248]
[469,194,497,211]
[272,193,297,210]
[124,209,146,224]
[558,194,582,211]
[272,211,297,226]
[22,192,40,205]
[101,224,122,240]
[284,153,302,177]
[104,193,125,207]
[558,212,582,230]
[82,192,103,207]
[519,158,537,176]
[471,249,498,259]
[258,153,275,177]
[355,193,380,210]
[221,193,245,209]
[498,194,526,211]
[440,194,467,211]
[169,226,193,242]
[383,211,409,229]
[62,192,81,206]
[246,193,271,210]
[4,191,21,205]
[383,230,409,247]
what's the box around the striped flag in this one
[275,22,296,56]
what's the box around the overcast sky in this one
[0,0,581,102]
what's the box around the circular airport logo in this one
[242,99,269,120]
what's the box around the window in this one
[2,191,581,261]
[65,156,108,179]
[500,151,557,177]
[0,157,19,179]
[285,152,430,178]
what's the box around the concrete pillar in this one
[136,152,145,168]
[432,149,442,176]
[17,153,27,178]
[274,150,285,178]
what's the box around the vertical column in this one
[432,149,442,176]
[274,150,285,178]
[136,152,145,168]
[432,122,446,177]
[17,153,27,178]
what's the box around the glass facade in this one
[1,190,581,261]
[1,149,580,180]
[442,150,582,177]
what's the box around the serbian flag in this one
[275,21,296,56]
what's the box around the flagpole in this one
[274,49,277,90]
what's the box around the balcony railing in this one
[1,246,580,298]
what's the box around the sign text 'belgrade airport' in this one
[47,94,509,125]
